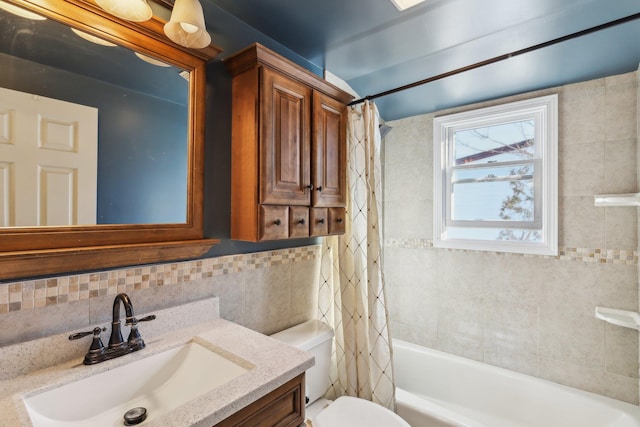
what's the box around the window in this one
[433,94,558,255]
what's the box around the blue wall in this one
[0,53,188,224]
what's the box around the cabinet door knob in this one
[274,219,281,226]
[318,218,325,224]
[336,218,343,224]
[298,219,306,225]
[305,184,314,191]
[316,186,323,192]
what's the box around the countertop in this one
[0,314,314,426]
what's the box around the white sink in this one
[24,340,250,426]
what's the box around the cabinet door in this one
[215,374,305,427]
[260,67,311,206]
[312,91,347,208]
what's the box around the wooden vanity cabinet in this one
[226,43,353,241]
[215,374,305,427]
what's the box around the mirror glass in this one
[0,3,189,226]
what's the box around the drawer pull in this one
[298,219,306,225]
[274,219,281,226]
[336,218,343,224]
[318,218,325,224]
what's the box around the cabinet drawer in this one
[289,207,309,238]
[259,205,289,240]
[328,207,346,235]
[310,208,328,237]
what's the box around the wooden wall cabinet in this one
[226,43,353,242]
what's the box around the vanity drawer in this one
[215,373,305,427]
[310,208,328,236]
[289,207,309,238]
[328,207,345,235]
[259,205,289,240]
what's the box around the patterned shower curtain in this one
[317,100,395,410]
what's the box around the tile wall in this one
[0,246,321,347]
[1,70,637,407]
[382,71,640,403]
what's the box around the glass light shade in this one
[95,0,152,22]
[390,0,426,11]
[0,1,46,20]
[164,0,211,49]
[135,52,171,67]
[70,28,117,47]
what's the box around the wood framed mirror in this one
[0,0,221,280]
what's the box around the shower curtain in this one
[317,100,395,410]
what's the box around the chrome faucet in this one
[69,293,155,365]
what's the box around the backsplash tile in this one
[0,246,321,346]
[0,246,319,315]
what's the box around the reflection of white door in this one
[0,87,98,226]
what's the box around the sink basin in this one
[24,340,250,426]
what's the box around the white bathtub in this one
[392,339,640,427]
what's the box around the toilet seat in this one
[313,396,410,427]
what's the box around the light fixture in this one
[134,52,171,67]
[95,0,152,22]
[71,28,117,47]
[390,0,427,11]
[0,0,46,20]
[164,0,210,49]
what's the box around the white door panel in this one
[0,87,98,226]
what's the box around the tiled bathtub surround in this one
[382,71,640,404]
[385,239,639,265]
[0,245,321,346]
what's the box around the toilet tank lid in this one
[271,319,334,351]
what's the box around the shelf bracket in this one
[594,193,640,207]
[595,306,640,330]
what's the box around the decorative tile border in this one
[383,238,638,265]
[0,245,320,315]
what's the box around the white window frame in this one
[433,94,558,255]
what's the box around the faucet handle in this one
[69,326,106,341]
[69,327,107,365]
[126,314,155,351]
[125,314,156,326]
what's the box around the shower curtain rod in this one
[348,11,640,106]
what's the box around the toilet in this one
[271,320,410,427]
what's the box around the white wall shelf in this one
[594,193,640,207]
[595,306,640,330]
